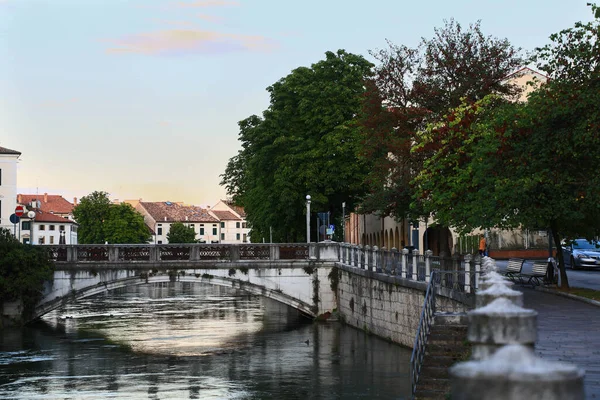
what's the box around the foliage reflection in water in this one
[0,282,411,399]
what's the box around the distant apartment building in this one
[134,201,220,244]
[17,193,78,244]
[210,199,250,243]
[0,146,21,234]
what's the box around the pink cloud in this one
[174,0,239,8]
[197,13,224,23]
[105,29,277,56]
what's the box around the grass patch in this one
[555,287,600,301]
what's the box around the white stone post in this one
[401,248,409,278]
[464,254,472,293]
[412,250,419,281]
[425,249,433,283]
[475,258,481,290]
[371,246,377,272]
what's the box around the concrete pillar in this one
[412,250,419,281]
[108,246,118,262]
[465,254,472,293]
[402,248,409,278]
[468,297,537,360]
[476,282,523,308]
[450,344,585,400]
[369,246,375,271]
[425,249,433,282]
[230,245,240,261]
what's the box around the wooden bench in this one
[502,258,525,283]
[521,261,551,288]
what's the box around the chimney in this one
[185,216,189,221]
[164,217,167,221]
[44,193,48,203]
[73,197,78,206]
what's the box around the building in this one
[210,199,250,243]
[0,146,21,234]
[16,193,78,244]
[134,201,220,244]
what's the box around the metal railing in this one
[409,270,437,399]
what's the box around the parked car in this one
[561,239,600,270]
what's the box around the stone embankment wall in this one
[336,265,471,348]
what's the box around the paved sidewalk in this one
[521,287,600,398]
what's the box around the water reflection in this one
[0,282,411,399]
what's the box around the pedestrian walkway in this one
[521,287,600,398]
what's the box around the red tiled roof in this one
[220,200,246,218]
[30,210,76,223]
[211,210,240,221]
[140,202,218,223]
[18,194,74,215]
[0,146,21,155]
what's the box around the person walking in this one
[479,235,487,256]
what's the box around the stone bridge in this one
[29,243,339,321]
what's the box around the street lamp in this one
[306,195,311,243]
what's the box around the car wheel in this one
[570,257,578,270]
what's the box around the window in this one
[39,225,45,231]
[243,234,247,243]
[200,227,204,235]
[49,236,54,244]
[59,225,65,231]
[22,221,31,230]
[221,233,225,240]
[38,236,45,244]
[212,227,217,235]
[0,168,2,185]
[189,224,195,229]
[220,222,225,228]
[49,225,55,231]
[235,222,240,229]
[158,240,162,244]
[242,222,247,229]
[236,233,240,241]
[23,238,30,245]
[157,227,163,235]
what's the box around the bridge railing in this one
[44,243,330,264]
[339,244,480,294]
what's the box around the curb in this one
[534,286,600,308]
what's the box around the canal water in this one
[0,282,412,399]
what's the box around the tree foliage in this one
[359,20,523,220]
[167,222,197,243]
[73,191,151,244]
[0,228,54,317]
[221,50,374,242]
[413,4,600,287]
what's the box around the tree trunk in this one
[551,228,569,288]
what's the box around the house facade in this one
[0,146,21,234]
[16,193,78,244]
[210,200,250,243]
[134,201,220,244]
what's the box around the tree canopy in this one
[0,228,54,317]
[73,191,151,244]
[358,20,523,220]
[221,50,374,242]
[412,4,600,287]
[167,222,197,243]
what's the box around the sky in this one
[0,0,594,207]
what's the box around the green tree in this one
[221,50,374,242]
[359,20,523,220]
[413,4,600,287]
[166,222,197,243]
[0,228,54,318]
[73,191,151,244]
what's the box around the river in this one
[0,282,411,399]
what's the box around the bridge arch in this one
[34,275,318,321]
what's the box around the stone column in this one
[412,250,419,281]
[401,248,409,278]
[464,254,472,293]
[425,250,433,282]
[468,297,537,360]
[450,344,585,400]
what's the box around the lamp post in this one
[306,195,311,243]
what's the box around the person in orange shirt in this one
[479,235,487,256]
